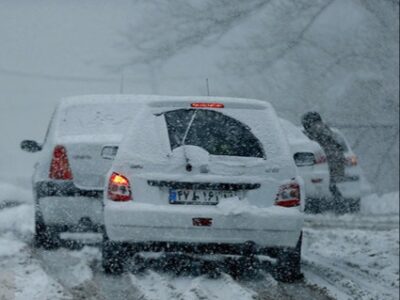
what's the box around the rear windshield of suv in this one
[164,109,265,158]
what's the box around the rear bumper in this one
[35,181,103,228]
[105,240,296,257]
[304,179,331,199]
[105,202,303,248]
[336,175,361,199]
[39,196,104,227]
[301,171,331,199]
[35,181,102,198]
[302,172,361,200]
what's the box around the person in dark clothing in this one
[301,112,346,213]
[301,112,345,182]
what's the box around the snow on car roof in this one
[54,94,275,141]
[279,118,308,142]
[279,118,323,153]
[58,94,272,109]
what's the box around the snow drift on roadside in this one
[131,271,257,300]
[303,226,399,300]
[0,204,33,237]
[362,191,399,215]
[0,182,32,206]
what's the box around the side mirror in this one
[20,140,42,153]
[293,152,315,167]
[101,146,118,160]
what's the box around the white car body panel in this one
[32,96,148,229]
[105,201,302,247]
[39,196,103,225]
[288,141,331,199]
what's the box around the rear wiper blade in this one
[181,110,198,146]
[181,110,198,172]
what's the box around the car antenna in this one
[119,70,125,94]
[206,78,210,96]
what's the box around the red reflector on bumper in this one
[192,218,213,227]
[275,199,300,207]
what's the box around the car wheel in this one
[34,210,61,250]
[102,238,127,275]
[333,195,349,215]
[333,197,360,214]
[274,233,303,283]
[348,198,361,213]
[304,198,322,214]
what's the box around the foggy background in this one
[0,0,398,193]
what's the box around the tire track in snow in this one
[303,215,399,300]
[33,243,332,300]
[0,242,71,300]
[303,254,399,300]
[0,204,70,300]
[35,246,144,300]
[239,271,334,300]
[130,271,257,300]
[92,271,142,300]
[35,247,105,300]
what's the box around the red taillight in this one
[315,152,327,164]
[49,145,73,180]
[346,155,358,166]
[107,172,132,201]
[191,102,224,108]
[275,183,300,207]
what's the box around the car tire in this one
[34,210,61,250]
[334,197,360,214]
[102,237,127,275]
[274,233,303,283]
[304,198,322,214]
[333,195,349,215]
[348,198,361,213]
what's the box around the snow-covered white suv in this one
[279,119,331,213]
[102,96,304,282]
[20,96,140,249]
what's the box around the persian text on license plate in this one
[169,189,237,205]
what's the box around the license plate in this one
[169,189,237,205]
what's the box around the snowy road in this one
[0,184,398,300]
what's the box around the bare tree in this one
[117,0,271,68]
[116,0,399,192]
